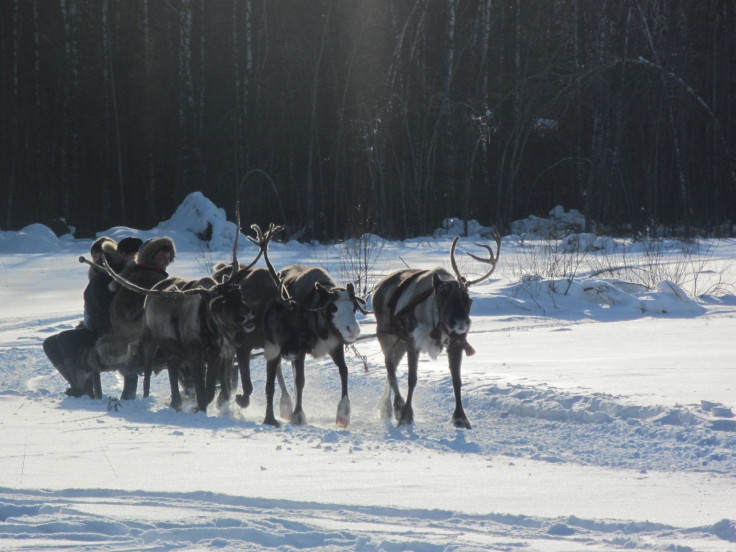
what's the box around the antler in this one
[252,223,293,304]
[347,282,372,315]
[449,226,502,288]
[226,220,280,283]
[79,256,209,298]
[229,203,241,278]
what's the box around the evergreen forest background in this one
[2,1,735,241]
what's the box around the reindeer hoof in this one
[279,393,294,420]
[452,410,472,429]
[290,410,308,426]
[235,394,250,408]
[216,392,229,408]
[263,415,281,427]
[336,397,350,428]
[169,401,182,412]
[397,407,414,426]
[377,396,392,419]
[393,397,406,422]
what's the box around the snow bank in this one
[0,223,75,253]
[503,276,706,320]
[510,205,587,238]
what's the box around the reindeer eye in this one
[329,304,338,314]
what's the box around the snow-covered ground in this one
[1,194,735,551]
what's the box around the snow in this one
[1,193,735,551]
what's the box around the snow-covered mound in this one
[0,223,77,253]
[0,192,244,255]
[511,205,587,237]
[504,276,707,318]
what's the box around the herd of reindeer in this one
[79,221,501,430]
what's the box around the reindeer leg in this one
[142,368,152,398]
[397,348,418,426]
[92,372,102,400]
[276,363,293,420]
[216,355,232,408]
[378,378,393,419]
[330,345,351,428]
[383,344,406,422]
[192,362,208,413]
[120,373,138,400]
[121,343,143,401]
[263,357,281,427]
[167,359,183,411]
[235,347,253,408]
[141,343,154,399]
[205,356,221,408]
[448,345,471,429]
[178,362,194,397]
[229,355,238,393]
[289,357,308,426]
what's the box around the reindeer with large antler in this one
[371,230,501,429]
[262,249,369,428]
[212,223,311,415]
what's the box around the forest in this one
[1,1,735,241]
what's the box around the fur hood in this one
[137,237,176,266]
[89,239,124,279]
[91,236,116,256]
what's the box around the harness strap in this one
[305,285,330,341]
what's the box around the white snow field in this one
[1,193,735,551]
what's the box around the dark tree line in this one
[2,0,735,241]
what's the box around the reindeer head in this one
[435,228,501,338]
[208,281,256,339]
[312,281,363,344]
[431,273,474,337]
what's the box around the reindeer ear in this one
[432,272,452,294]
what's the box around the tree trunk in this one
[60,0,79,226]
[178,0,194,192]
[305,7,330,240]
[142,0,157,223]
[6,0,21,228]
[103,0,125,223]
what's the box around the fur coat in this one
[108,237,175,342]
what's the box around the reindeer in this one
[262,255,368,428]
[371,231,501,429]
[212,224,310,417]
[135,274,255,412]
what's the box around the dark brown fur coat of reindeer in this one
[212,224,310,415]
[371,231,501,428]
[140,274,255,412]
[268,263,368,428]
